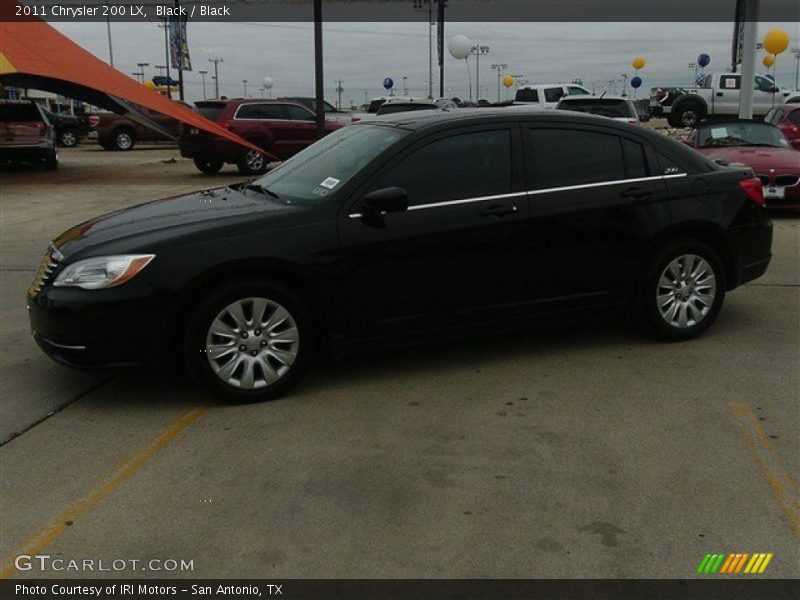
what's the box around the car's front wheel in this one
[638,239,726,341]
[59,128,79,148]
[193,159,224,174]
[111,128,135,151]
[183,279,312,403]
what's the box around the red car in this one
[765,103,800,149]
[686,120,799,210]
[179,98,342,175]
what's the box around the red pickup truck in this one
[179,98,342,174]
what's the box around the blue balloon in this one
[697,53,710,68]
[630,76,643,89]
[383,77,394,90]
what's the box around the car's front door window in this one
[372,129,512,206]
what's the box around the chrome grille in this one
[774,174,799,187]
[27,247,60,297]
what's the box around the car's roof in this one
[366,106,630,128]
[693,118,776,129]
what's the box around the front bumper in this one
[27,283,175,369]
[179,135,239,163]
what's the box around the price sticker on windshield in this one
[320,177,340,190]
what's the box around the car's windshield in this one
[696,122,790,148]
[560,99,634,118]
[250,124,409,203]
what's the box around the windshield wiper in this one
[243,182,280,200]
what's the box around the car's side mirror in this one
[363,187,408,213]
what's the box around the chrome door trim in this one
[347,173,686,218]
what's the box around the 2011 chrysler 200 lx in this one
[27,110,772,403]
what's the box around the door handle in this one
[620,186,653,200]
[716,92,723,97]
[480,204,518,217]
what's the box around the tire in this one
[193,159,224,174]
[673,103,704,128]
[637,239,726,341]
[111,128,135,151]
[44,151,58,171]
[183,278,314,403]
[58,128,79,148]
[236,148,269,175]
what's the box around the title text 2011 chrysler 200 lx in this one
[27,110,772,402]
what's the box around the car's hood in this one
[53,186,300,257]
[697,146,800,172]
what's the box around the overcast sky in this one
[52,21,800,105]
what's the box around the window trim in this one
[348,174,686,218]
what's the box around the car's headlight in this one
[53,255,155,290]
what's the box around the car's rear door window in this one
[525,128,629,188]
[285,105,314,121]
[622,138,649,178]
[515,88,539,103]
[236,103,286,120]
[373,129,512,206]
[194,102,226,121]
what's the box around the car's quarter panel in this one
[337,123,529,341]
[521,122,670,309]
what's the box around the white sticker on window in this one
[724,78,737,89]
[320,177,340,190]
[710,127,728,139]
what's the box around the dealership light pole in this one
[198,70,208,99]
[136,62,149,83]
[158,19,172,99]
[471,45,490,103]
[491,63,507,102]
[738,0,759,119]
[209,57,223,98]
[793,47,800,90]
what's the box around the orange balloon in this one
[762,54,775,68]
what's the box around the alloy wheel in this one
[680,110,698,128]
[245,150,265,171]
[116,132,133,150]
[61,131,77,147]
[656,254,716,329]
[205,297,299,389]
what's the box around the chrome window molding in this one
[348,173,687,218]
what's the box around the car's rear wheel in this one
[44,151,58,170]
[673,103,704,128]
[59,128,78,148]
[638,239,725,341]
[236,149,268,175]
[193,159,224,174]
[183,279,313,403]
[111,128,135,151]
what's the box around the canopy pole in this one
[314,0,324,138]
[738,0,759,119]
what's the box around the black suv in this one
[28,110,772,402]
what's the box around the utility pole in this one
[402,76,408,96]
[491,63,507,102]
[437,0,447,98]
[105,10,114,67]
[314,0,325,139]
[242,80,248,97]
[738,0,759,119]
[172,0,185,100]
[471,45,490,103]
[336,80,344,109]
[414,1,435,99]
[158,19,172,99]
[198,70,208,99]
[209,57,223,98]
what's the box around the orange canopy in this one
[0,19,268,156]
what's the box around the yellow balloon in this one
[763,28,789,55]
[502,74,514,88]
[144,80,156,90]
[763,54,775,68]
[632,56,646,70]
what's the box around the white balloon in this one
[262,76,274,89]
[448,34,472,60]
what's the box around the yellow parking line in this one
[729,402,800,538]
[0,405,207,579]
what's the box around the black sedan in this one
[28,110,773,402]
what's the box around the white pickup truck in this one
[513,83,592,109]
[650,72,800,128]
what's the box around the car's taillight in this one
[739,177,765,206]
[88,115,99,128]
[351,116,361,123]
[36,121,45,130]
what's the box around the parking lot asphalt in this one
[1,145,798,579]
